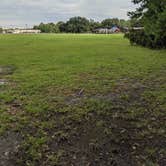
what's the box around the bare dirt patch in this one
[1,74,165,166]
[47,77,165,165]
[15,76,164,165]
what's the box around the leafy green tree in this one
[102,18,120,28]
[65,17,90,33]
[127,0,166,48]
[57,21,66,32]
[89,19,101,32]
[119,19,131,28]
[34,23,59,33]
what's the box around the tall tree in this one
[89,19,101,32]
[57,21,66,32]
[65,17,90,33]
[128,0,166,48]
[34,23,59,33]
[102,18,120,28]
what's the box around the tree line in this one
[1,0,165,49]
[33,17,130,33]
[125,0,166,49]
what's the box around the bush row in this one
[125,29,166,49]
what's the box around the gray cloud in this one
[0,0,135,27]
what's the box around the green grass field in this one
[0,34,166,166]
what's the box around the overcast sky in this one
[0,0,135,28]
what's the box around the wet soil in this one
[13,76,166,166]
[0,65,165,165]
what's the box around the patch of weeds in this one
[0,109,17,135]
[16,136,47,166]
[52,131,69,143]
[0,92,16,103]
[25,99,50,113]
[46,150,65,166]
[10,75,165,165]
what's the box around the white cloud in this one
[0,0,135,27]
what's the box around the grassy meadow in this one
[0,34,166,165]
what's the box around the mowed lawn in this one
[0,34,166,166]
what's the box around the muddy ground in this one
[0,66,166,166]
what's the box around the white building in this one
[3,29,41,34]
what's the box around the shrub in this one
[125,29,166,49]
